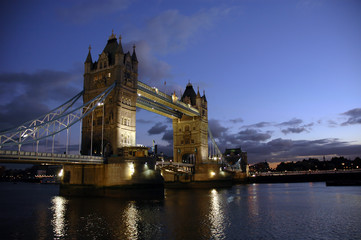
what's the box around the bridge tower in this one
[81,32,138,156]
[173,83,208,165]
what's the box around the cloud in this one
[242,121,272,128]
[277,118,314,135]
[0,70,81,130]
[278,118,303,126]
[147,122,168,135]
[137,119,155,124]
[341,108,361,126]
[208,119,228,139]
[127,6,234,54]
[281,127,308,135]
[206,119,361,163]
[238,129,272,142]
[229,118,243,124]
[140,8,222,54]
[123,41,171,86]
[162,129,173,143]
[58,0,131,24]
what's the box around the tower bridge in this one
[0,33,245,196]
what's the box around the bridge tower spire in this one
[81,32,138,156]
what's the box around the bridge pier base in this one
[60,159,164,199]
[161,163,235,188]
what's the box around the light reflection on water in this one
[1,182,361,239]
[209,189,225,239]
[50,196,68,239]
[124,201,140,240]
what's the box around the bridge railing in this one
[0,150,104,164]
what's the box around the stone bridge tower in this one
[173,83,208,165]
[81,32,138,156]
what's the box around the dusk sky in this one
[0,0,360,165]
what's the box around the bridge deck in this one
[0,150,104,165]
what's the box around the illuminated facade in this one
[81,32,138,156]
[173,83,208,165]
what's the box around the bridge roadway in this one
[0,149,197,170]
[0,150,104,165]
[156,161,195,174]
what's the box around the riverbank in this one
[242,170,361,184]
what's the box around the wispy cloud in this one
[242,121,272,128]
[137,8,232,54]
[229,117,244,124]
[278,118,303,127]
[148,122,168,135]
[341,108,361,126]
[0,69,81,130]
[58,0,131,24]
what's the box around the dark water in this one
[0,182,360,240]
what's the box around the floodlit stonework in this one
[173,84,209,165]
[81,32,138,156]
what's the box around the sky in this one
[0,0,360,165]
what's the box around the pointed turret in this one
[84,45,93,73]
[131,44,138,73]
[100,30,119,66]
[202,90,207,102]
[116,35,124,54]
[115,35,124,66]
[181,82,197,106]
[85,45,92,63]
[132,44,138,62]
[196,86,202,109]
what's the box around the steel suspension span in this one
[208,127,242,169]
[0,83,115,151]
[208,126,224,163]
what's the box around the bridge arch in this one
[182,153,196,164]
[83,139,113,156]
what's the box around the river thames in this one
[0,182,360,239]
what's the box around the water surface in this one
[0,182,360,239]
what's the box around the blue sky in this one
[0,0,360,164]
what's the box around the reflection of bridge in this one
[0,33,239,196]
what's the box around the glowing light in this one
[58,169,63,177]
[97,102,104,106]
[210,171,216,177]
[129,162,135,176]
